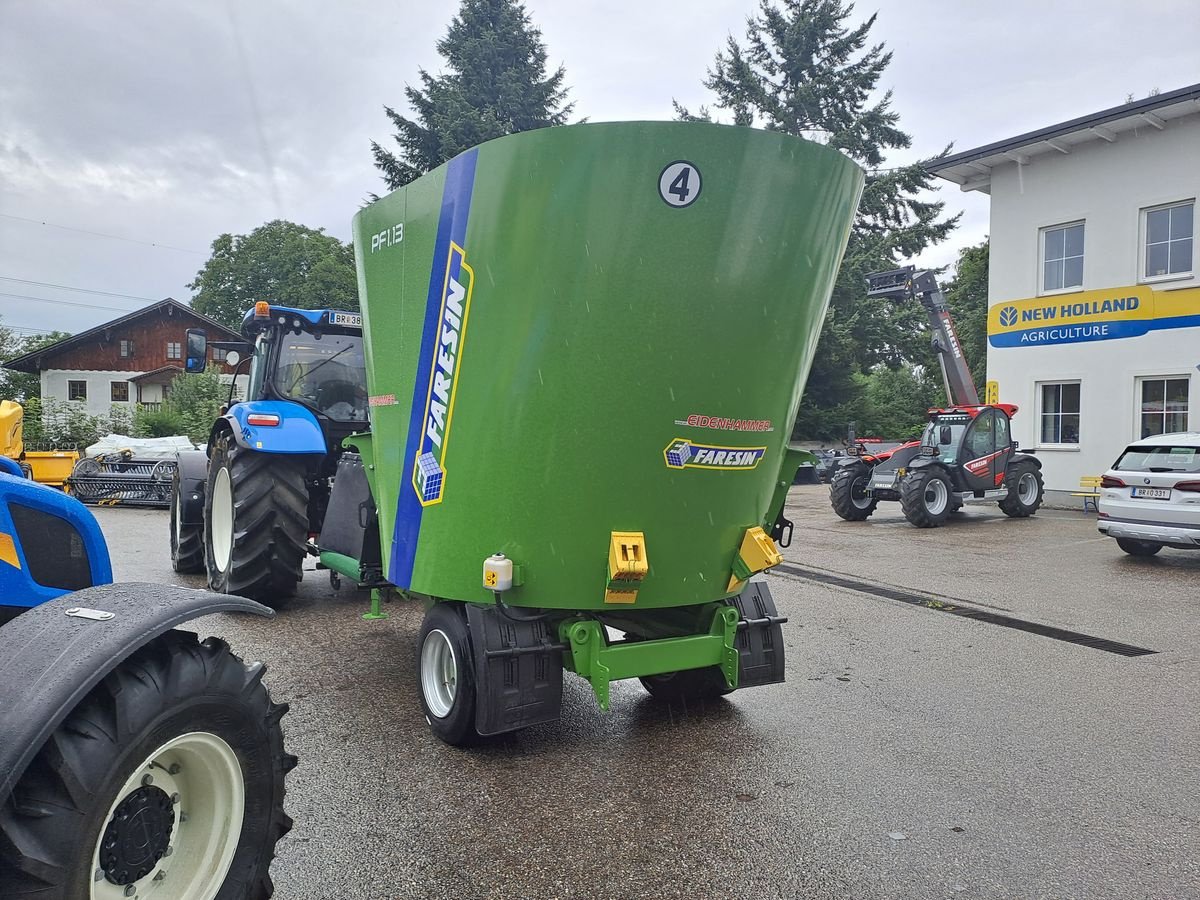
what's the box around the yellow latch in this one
[605,531,647,604]
[727,525,783,592]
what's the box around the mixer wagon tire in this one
[998,462,1044,518]
[204,434,308,606]
[900,468,953,528]
[640,666,732,704]
[0,630,293,899]
[829,463,878,521]
[169,470,205,574]
[417,603,479,746]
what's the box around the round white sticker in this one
[658,161,701,208]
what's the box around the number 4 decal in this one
[658,160,702,208]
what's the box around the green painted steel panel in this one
[353,121,862,610]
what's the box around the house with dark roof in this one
[3,299,242,415]
[927,83,1199,496]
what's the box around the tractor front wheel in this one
[169,470,205,574]
[417,603,479,746]
[900,467,954,528]
[998,462,1044,518]
[0,631,293,899]
[830,463,878,521]
[205,434,308,605]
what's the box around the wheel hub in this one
[99,785,176,886]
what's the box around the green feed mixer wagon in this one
[317,121,862,744]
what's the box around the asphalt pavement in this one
[93,487,1200,900]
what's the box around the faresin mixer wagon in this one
[315,121,863,744]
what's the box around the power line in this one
[0,212,205,254]
[0,275,161,303]
[0,291,148,314]
[4,324,60,335]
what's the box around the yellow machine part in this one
[0,400,21,459]
[0,400,80,487]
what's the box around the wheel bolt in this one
[168,764,181,775]
[141,774,153,786]
[94,868,105,882]
[171,792,181,804]
[164,846,173,857]
[124,886,136,897]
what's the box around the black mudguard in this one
[175,449,209,525]
[0,583,271,799]
[1010,450,1043,470]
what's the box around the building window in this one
[68,380,87,401]
[211,345,224,361]
[166,341,182,360]
[119,339,134,358]
[1139,376,1190,438]
[110,381,129,402]
[1143,201,1194,280]
[1039,382,1080,445]
[1040,222,1084,293]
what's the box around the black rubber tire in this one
[417,603,479,746]
[205,432,308,605]
[0,630,294,899]
[640,666,732,704]
[900,467,954,528]
[998,461,1044,518]
[1116,538,1162,557]
[829,462,878,521]
[169,469,205,574]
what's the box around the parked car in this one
[1097,431,1200,556]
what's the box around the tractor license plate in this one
[1131,487,1170,500]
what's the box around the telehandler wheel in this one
[205,433,308,606]
[417,603,479,746]
[900,467,954,528]
[829,463,878,521]
[0,630,293,900]
[640,666,732,704]
[169,470,205,574]
[998,461,1044,518]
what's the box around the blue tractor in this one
[0,457,292,897]
[171,303,367,604]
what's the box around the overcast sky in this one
[1,0,1197,339]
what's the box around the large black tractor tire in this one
[169,468,205,574]
[640,666,732,704]
[830,463,878,521]
[900,467,955,528]
[998,461,1045,518]
[0,630,294,899]
[417,603,480,746]
[205,433,308,605]
[1116,538,1162,557]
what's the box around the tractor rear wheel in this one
[418,603,479,746]
[169,470,205,574]
[205,433,308,605]
[998,461,1044,518]
[0,630,293,899]
[640,666,732,704]
[900,467,954,528]
[830,463,878,521]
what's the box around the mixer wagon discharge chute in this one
[319,121,861,744]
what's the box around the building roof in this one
[928,82,1200,194]
[128,365,184,383]
[1,298,241,374]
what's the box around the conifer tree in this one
[372,0,573,190]
[678,0,958,439]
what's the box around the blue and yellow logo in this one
[664,438,766,471]
[988,284,1200,348]
[412,242,474,505]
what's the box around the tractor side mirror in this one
[185,329,207,373]
[939,425,953,445]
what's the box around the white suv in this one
[1097,431,1200,556]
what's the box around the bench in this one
[1071,475,1102,512]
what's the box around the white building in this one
[931,84,1200,496]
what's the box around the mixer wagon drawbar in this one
[320,121,863,744]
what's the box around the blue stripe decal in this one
[989,313,1200,348]
[389,149,478,587]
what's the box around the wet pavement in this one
[94,486,1200,900]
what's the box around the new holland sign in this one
[988,285,1200,348]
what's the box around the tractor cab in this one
[918,404,1018,494]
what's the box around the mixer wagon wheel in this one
[0,630,293,899]
[640,666,733,704]
[829,463,878,521]
[169,469,205,574]
[204,434,308,606]
[417,603,479,746]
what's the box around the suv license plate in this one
[1131,487,1170,500]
